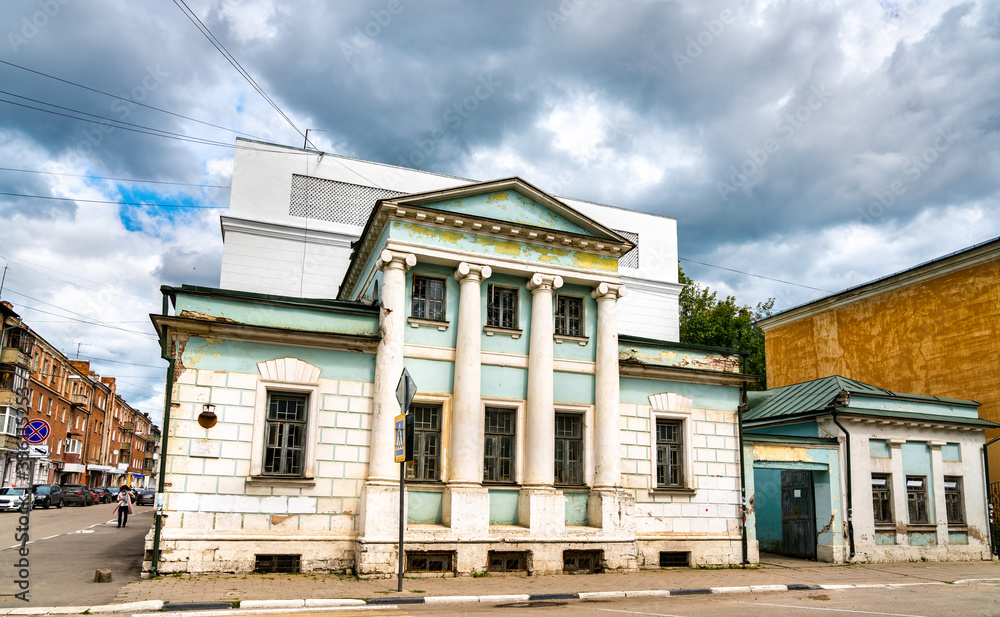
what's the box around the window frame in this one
[485,284,520,332]
[410,275,448,324]
[250,378,320,485]
[647,408,695,493]
[871,473,893,525]
[262,391,309,477]
[406,403,443,482]
[554,294,585,339]
[943,476,965,526]
[554,411,585,486]
[483,406,517,484]
[905,475,929,524]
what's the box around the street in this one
[0,499,152,607]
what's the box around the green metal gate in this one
[990,482,1000,556]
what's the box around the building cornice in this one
[151,315,379,355]
[220,215,357,248]
[619,363,756,386]
[758,236,1000,331]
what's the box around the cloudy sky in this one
[1,0,998,425]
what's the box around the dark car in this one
[92,487,112,504]
[61,484,93,506]
[31,485,63,509]
[136,489,155,506]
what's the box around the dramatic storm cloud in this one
[1,0,998,422]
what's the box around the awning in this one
[108,468,126,475]
[87,465,113,472]
[61,463,87,473]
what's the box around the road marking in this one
[598,610,688,617]
[741,601,927,616]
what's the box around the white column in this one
[367,249,416,483]
[929,440,948,546]
[888,438,907,546]
[449,262,491,485]
[523,272,562,488]
[592,282,626,489]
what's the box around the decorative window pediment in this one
[257,358,321,384]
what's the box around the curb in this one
[0,580,965,614]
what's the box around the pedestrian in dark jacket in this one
[116,484,134,528]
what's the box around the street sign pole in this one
[394,368,417,592]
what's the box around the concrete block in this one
[241,600,305,609]
[348,397,372,413]
[339,380,363,396]
[304,599,366,607]
[226,371,258,390]
[170,492,199,512]
[324,395,350,411]
[94,569,112,583]
[480,595,530,604]
[177,384,211,403]
[87,601,163,613]
[424,596,481,604]
[287,496,317,514]
[197,370,228,387]
[260,496,288,513]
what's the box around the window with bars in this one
[406,404,441,481]
[906,476,929,524]
[944,476,965,525]
[554,295,584,337]
[872,474,893,524]
[484,407,515,483]
[655,419,684,488]
[411,276,446,321]
[263,392,308,476]
[487,285,518,330]
[554,413,583,485]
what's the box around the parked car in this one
[31,484,63,509]
[61,484,94,506]
[101,486,121,501]
[136,489,155,506]
[0,487,31,511]
[88,487,103,504]
[92,487,112,504]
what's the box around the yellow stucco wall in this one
[764,258,1000,474]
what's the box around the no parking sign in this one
[23,419,50,444]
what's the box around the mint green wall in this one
[564,491,588,526]
[553,284,597,362]
[481,272,531,356]
[482,365,527,400]
[754,467,782,552]
[489,489,519,525]
[347,226,393,299]
[553,372,595,405]
[404,358,454,395]
[849,395,980,420]
[181,337,375,381]
[404,263,460,349]
[174,296,378,336]
[870,439,890,458]
[901,441,935,522]
[620,378,740,411]
[941,443,961,462]
[746,423,820,438]
[423,190,594,236]
[407,490,443,524]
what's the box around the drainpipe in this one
[831,412,855,559]
[984,434,1000,558]
[737,352,750,565]
[149,291,174,577]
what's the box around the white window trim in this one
[647,393,696,493]
[249,379,320,484]
[410,392,451,483]
[554,403,594,487]
[480,397,526,485]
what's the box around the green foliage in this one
[678,268,774,390]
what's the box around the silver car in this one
[0,487,31,511]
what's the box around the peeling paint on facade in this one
[619,345,740,373]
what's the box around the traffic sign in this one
[395,368,417,413]
[23,419,50,444]
[27,445,48,458]
[394,413,414,463]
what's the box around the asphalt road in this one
[0,498,152,607]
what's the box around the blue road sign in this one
[23,419,51,444]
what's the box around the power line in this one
[172,0,313,148]
[0,166,230,190]
[77,354,166,369]
[4,290,159,340]
[679,257,834,293]
[0,191,226,209]
[0,58,269,141]
[0,252,161,303]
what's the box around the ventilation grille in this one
[659,551,690,567]
[488,551,529,572]
[254,554,300,573]
[406,551,454,573]
[289,174,405,226]
[563,549,602,574]
[614,229,639,269]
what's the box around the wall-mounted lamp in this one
[197,404,218,429]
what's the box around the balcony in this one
[0,364,29,407]
[122,421,134,432]
[0,327,34,368]
[142,456,155,471]
[70,392,88,407]
[0,347,30,368]
[120,442,132,452]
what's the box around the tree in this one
[678,268,774,390]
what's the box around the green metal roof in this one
[744,375,990,427]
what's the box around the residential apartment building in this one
[0,301,34,486]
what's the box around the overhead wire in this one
[3,290,159,340]
[0,191,226,209]
[0,166,230,190]
[678,257,834,293]
[0,252,158,303]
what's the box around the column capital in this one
[887,438,907,447]
[376,250,416,272]
[454,262,492,283]
[592,282,627,300]
[526,272,563,293]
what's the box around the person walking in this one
[116,484,134,528]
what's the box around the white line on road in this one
[741,601,927,617]
[598,610,688,617]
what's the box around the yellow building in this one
[757,237,1000,481]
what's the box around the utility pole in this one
[0,265,8,300]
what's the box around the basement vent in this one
[405,551,454,573]
[563,549,602,574]
[614,229,639,269]
[488,551,529,572]
[254,554,301,573]
[289,174,404,226]
[659,551,690,567]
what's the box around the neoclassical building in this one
[146,142,752,576]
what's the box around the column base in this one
[518,487,564,535]
[588,487,635,536]
[442,484,490,534]
[359,481,404,539]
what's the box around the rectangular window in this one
[906,476,929,524]
[487,285,518,329]
[872,474,892,524]
[554,295,584,337]
[263,392,308,476]
[944,476,965,525]
[406,404,441,481]
[411,276,446,321]
[554,413,583,485]
[484,407,515,483]
[655,419,684,488]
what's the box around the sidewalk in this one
[106,556,1000,607]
